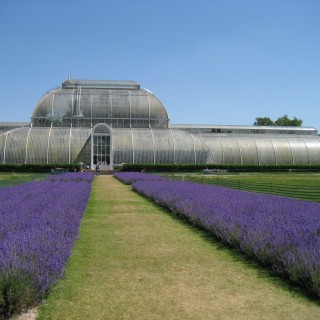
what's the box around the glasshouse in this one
[1,78,320,169]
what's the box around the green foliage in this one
[0,273,37,319]
[254,114,303,127]
[274,115,303,127]
[0,173,47,188]
[122,163,320,173]
[0,163,81,173]
[254,117,274,126]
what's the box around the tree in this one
[274,115,303,127]
[254,117,274,126]
[254,115,303,127]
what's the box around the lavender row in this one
[113,171,167,184]
[0,173,94,299]
[116,172,320,296]
[47,171,95,183]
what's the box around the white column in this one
[147,94,151,127]
[130,128,135,164]
[286,138,294,165]
[51,94,55,128]
[234,136,242,165]
[302,137,311,165]
[269,138,277,165]
[3,132,9,164]
[129,90,132,128]
[169,128,176,164]
[191,134,197,164]
[150,128,156,164]
[24,127,32,164]
[90,127,93,169]
[252,137,260,165]
[68,127,72,163]
[47,127,52,164]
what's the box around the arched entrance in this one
[91,124,113,170]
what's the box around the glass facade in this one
[32,84,169,129]
[111,128,213,165]
[197,134,320,165]
[92,124,111,166]
[1,78,320,167]
[0,127,90,164]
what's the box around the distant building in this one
[1,78,320,169]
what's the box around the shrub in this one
[0,273,36,319]
[0,172,94,318]
[117,173,320,296]
[121,164,320,173]
[0,164,82,173]
[113,172,167,184]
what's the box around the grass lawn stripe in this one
[37,176,320,320]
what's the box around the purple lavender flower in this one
[47,171,94,183]
[0,172,94,299]
[114,172,167,184]
[118,173,320,296]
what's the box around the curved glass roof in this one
[32,80,169,129]
[2,78,320,167]
[2,126,320,166]
[171,124,318,136]
[61,79,140,90]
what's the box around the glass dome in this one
[31,79,169,129]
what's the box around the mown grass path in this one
[38,176,320,319]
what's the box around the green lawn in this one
[37,176,320,320]
[163,172,320,186]
[161,172,320,201]
[0,172,47,187]
[215,172,320,186]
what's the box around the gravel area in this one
[10,307,38,320]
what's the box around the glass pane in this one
[26,128,50,164]
[132,129,154,163]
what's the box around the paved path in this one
[38,176,320,320]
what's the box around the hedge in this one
[121,164,320,173]
[0,164,82,173]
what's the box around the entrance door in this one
[91,124,112,170]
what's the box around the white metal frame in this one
[91,123,113,170]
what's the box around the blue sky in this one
[1,0,319,129]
